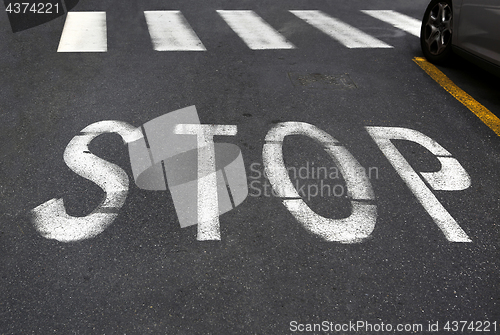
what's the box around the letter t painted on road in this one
[174,124,238,240]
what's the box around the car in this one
[420,0,500,75]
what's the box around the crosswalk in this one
[58,12,107,52]
[144,11,206,51]
[360,10,421,37]
[217,10,295,50]
[290,10,392,49]
[56,10,421,53]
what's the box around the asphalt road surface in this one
[1,0,499,333]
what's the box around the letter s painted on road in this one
[31,121,139,242]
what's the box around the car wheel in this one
[420,0,454,64]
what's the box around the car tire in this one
[420,0,454,64]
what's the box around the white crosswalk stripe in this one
[144,11,206,51]
[56,9,420,52]
[57,12,107,52]
[289,10,393,48]
[217,10,295,50]
[361,10,421,37]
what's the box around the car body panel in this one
[454,0,500,67]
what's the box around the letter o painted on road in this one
[262,122,377,243]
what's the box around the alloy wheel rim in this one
[424,3,453,55]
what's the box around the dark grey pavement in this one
[1,0,499,333]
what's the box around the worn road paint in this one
[289,10,392,48]
[128,107,247,230]
[366,126,472,242]
[31,121,136,242]
[413,57,500,137]
[217,10,295,50]
[361,10,421,37]
[174,124,238,240]
[420,157,471,191]
[262,122,377,243]
[144,11,206,51]
[57,12,107,52]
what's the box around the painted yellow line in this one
[413,56,500,137]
